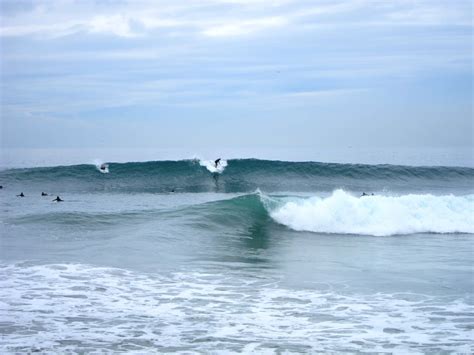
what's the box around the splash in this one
[93,159,109,174]
[269,190,474,236]
[199,158,227,174]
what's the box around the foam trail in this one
[269,189,474,236]
[93,159,109,174]
[200,159,227,174]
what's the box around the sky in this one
[0,0,472,160]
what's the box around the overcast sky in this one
[0,0,472,156]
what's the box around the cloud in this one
[1,0,472,151]
[1,0,471,39]
[201,16,287,37]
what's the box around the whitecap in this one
[268,189,474,236]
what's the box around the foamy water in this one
[1,263,472,353]
[269,190,474,236]
[199,158,228,174]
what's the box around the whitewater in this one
[0,158,473,353]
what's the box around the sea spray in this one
[93,159,109,174]
[199,159,228,174]
[268,189,474,236]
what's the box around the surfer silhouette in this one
[52,196,63,202]
[41,192,48,196]
[17,192,25,197]
[100,164,108,171]
[214,158,221,168]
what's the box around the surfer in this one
[41,192,48,196]
[361,192,368,197]
[100,163,108,171]
[52,196,63,202]
[17,192,25,197]
[0,185,3,189]
[214,158,221,168]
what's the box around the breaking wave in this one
[268,190,474,236]
[199,158,227,174]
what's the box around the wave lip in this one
[268,190,474,236]
[199,159,227,174]
[93,159,109,174]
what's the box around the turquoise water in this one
[1,159,473,353]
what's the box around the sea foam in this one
[269,189,474,236]
[199,159,227,174]
[1,263,472,353]
[93,159,109,174]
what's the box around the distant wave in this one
[0,159,473,194]
[267,190,474,236]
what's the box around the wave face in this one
[1,158,473,194]
[266,190,474,236]
[181,191,474,236]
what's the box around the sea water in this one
[0,158,473,353]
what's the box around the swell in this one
[6,191,474,237]
[1,159,472,194]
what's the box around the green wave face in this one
[1,159,473,194]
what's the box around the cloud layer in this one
[1,0,472,151]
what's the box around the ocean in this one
[0,158,473,353]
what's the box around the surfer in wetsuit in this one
[41,192,48,196]
[100,164,108,171]
[52,196,63,202]
[214,158,221,168]
[17,192,25,197]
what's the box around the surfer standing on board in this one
[214,158,221,168]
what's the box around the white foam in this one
[268,189,474,236]
[199,158,227,174]
[0,263,472,353]
[93,159,109,174]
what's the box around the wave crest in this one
[93,159,109,174]
[199,159,227,174]
[268,190,474,236]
